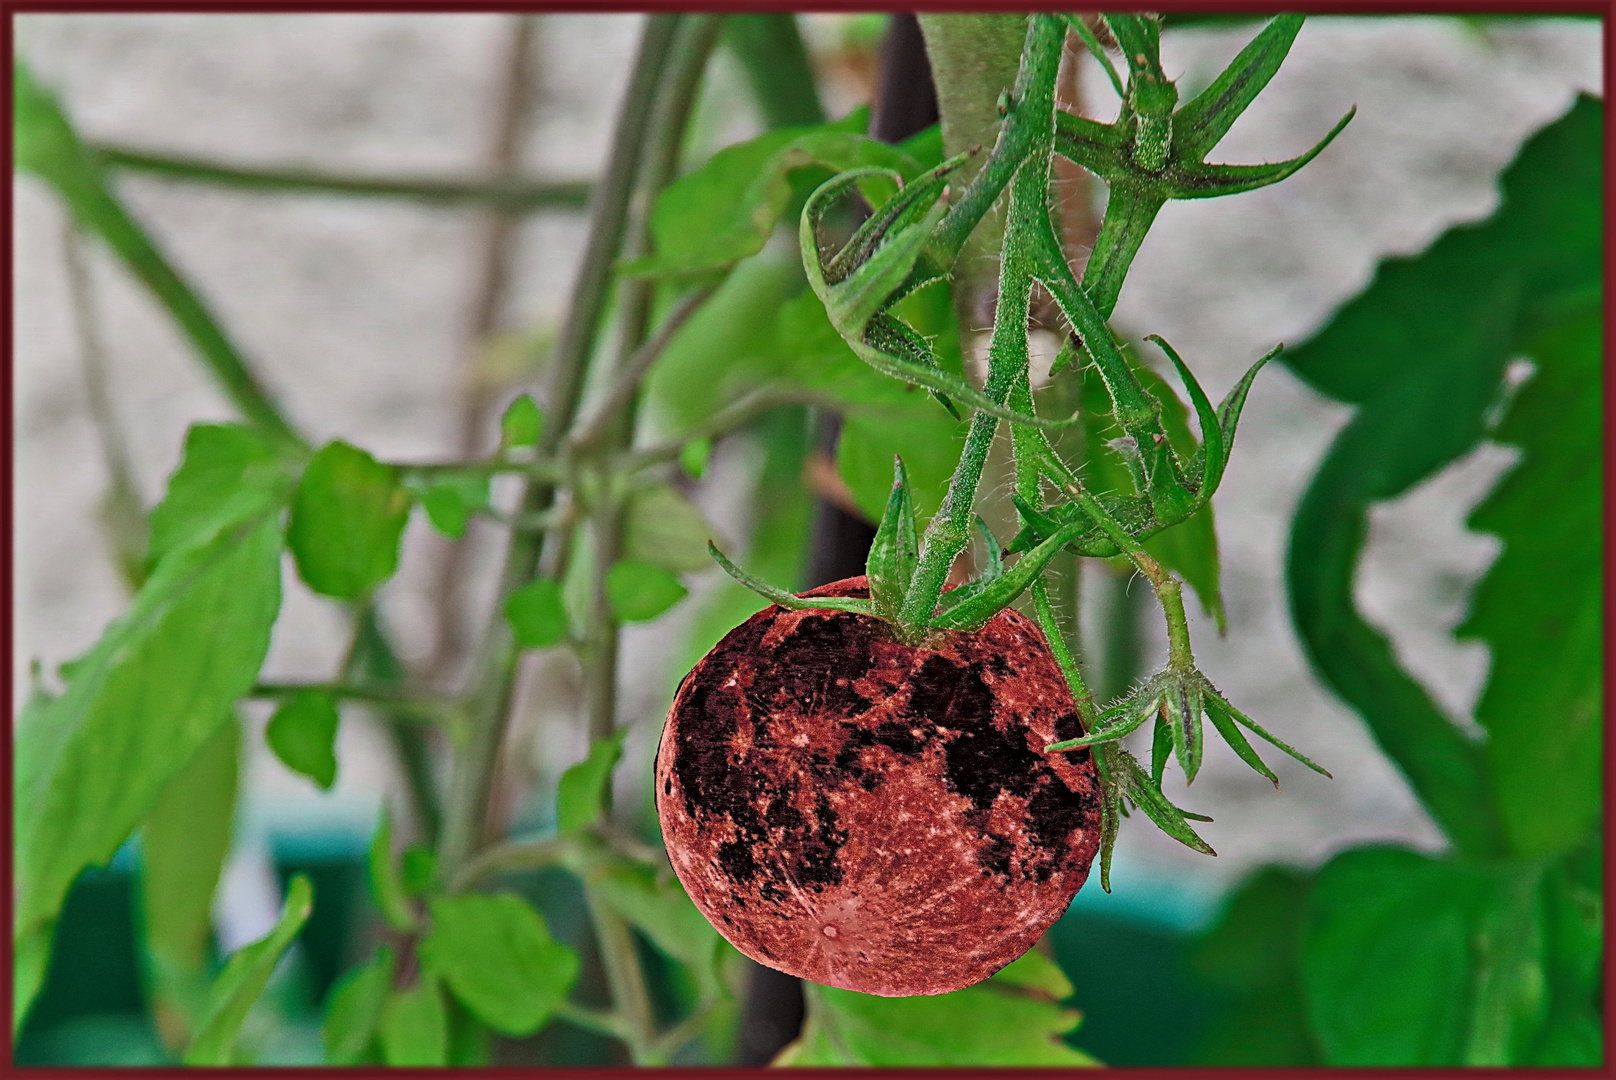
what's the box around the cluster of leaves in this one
[1188,93,1602,1067]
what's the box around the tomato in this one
[656,576,1101,997]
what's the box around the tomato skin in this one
[656,576,1102,997]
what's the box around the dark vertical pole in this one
[734,14,940,1066]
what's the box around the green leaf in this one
[400,847,439,896]
[679,435,712,478]
[416,473,490,540]
[605,560,689,623]
[379,975,448,1067]
[504,577,569,649]
[621,483,716,573]
[140,720,240,1041]
[146,423,299,568]
[1457,311,1602,858]
[499,393,543,450]
[265,690,340,790]
[593,857,721,977]
[1282,95,1601,859]
[366,805,417,934]
[556,729,627,833]
[185,874,314,1065]
[287,440,411,600]
[418,892,579,1037]
[322,946,395,1065]
[1303,846,1549,1066]
[776,957,1097,1066]
[14,513,283,1001]
[628,118,917,279]
[866,456,918,620]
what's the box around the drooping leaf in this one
[140,720,240,1047]
[504,578,569,649]
[1282,95,1601,859]
[1457,311,1602,858]
[146,423,299,568]
[366,805,417,934]
[621,483,716,573]
[265,689,340,790]
[379,975,448,1066]
[287,440,411,600]
[499,393,543,450]
[14,513,283,1012]
[322,946,396,1066]
[556,729,628,833]
[1303,846,1549,1066]
[418,892,580,1037]
[185,874,314,1065]
[776,953,1097,1066]
[605,560,689,623]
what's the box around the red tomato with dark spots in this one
[655,576,1102,997]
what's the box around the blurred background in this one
[12,11,1601,1066]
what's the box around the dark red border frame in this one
[1,1,1610,1077]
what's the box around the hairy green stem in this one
[95,143,592,210]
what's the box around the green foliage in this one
[322,946,395,1065]
[367,806,418,934]
[265,690,340,790]
[500,393,544,450]
[379,976,448,1066]
[556,730,627,833]
[592,856,721,980]
[621,484,716,573]
[146,424,301,567]
[287,441,411,600]
[504,578,569,648]
[417,473,492,539]
[777,951,1097,1066]
[417,892,580,1036]
[185,875,314,1065]
[605,559,688,622]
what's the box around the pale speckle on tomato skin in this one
[655,576,1102,998]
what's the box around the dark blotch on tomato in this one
[656,577,1102,997]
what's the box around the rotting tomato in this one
[655,576,1102,997]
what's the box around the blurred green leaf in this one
[401,846,439,896]
[776,956,1098,1066]
[367,805,417,934]
[185,874,314,1065]
[1283,95,1601,859]
[627,115,915,279]
[14,513,282,1021]
[606,560,688,623]
[504,578,569,648]
[1525,842,1602,1065]
[1458,311,1602,858]
[679,435,713,478]
[265,689,340,790]
[1303,846,1549,1066]
[146,423,299,568]
[556,729,627,833]
[287,440,411,600]
[322,945,395,1065]
[593,856,720,977]
[416,473,490,540]
[140,720,240,1046]
[500,393,543,450]
[622,483,716,573]
[419,892,580,1037]
[379,975,448,1066]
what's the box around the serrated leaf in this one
[379,975,448,1066]
[146,423,298,568]
[775,960,1096,1066]
[500,394,543,450]
[366,805,417,934]
[622,484,715,573]
[141,719,239,1045]
[185,874,314,1065]
[14,513,282,1014]
[287,440,411,600]
[418,892,579,1037]
[322,945,395,1066]
[605,559,689,623]
[504,577,569,648]
[556,729,627,833]
[265,690,339,790]
[1282,95,1602,859]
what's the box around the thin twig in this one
[448,833,570,891]
[623,387,845,471]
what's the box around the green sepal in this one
[1172,13,1305,160]
[1172,108,1355,199]
[1215,344,1280,473]
[1209,687,1333,779]
[708,542,875,616]
[1204,694,1281,790]
[927,519,1084,633]
[1110,742,1216,857]
[1146,334,1223,494]
[867,456,918,621]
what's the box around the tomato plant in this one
[12,10,1601,1068]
